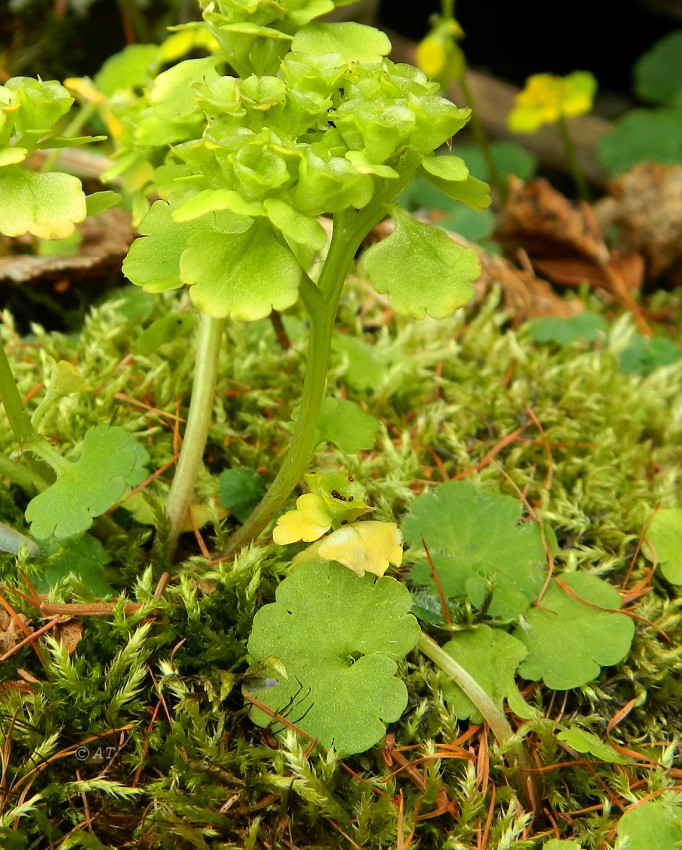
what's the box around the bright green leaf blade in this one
[181,221,302,320]
[402,481,547,618]
[645,508,682,585]
[85,191,121,217]
[440,625,528,723]
[292,22,391,63]
[615,800,682,850]
[94,43,160,96]
[557,726,629,764]
[0,167,86,239]
[515,573,635,690]
[618,335,682,376]
[218,467,266,524]
[363,207,479,320]
[25,425,147,539]
[314,397,381,452]
[246,560,420,755]
[543,841,583,850]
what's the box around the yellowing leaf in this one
[316,521,403,577]
[272,493,333,545]
[508,71,597,133]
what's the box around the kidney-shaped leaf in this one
[25,425,147,539]
[246,560,420,755]
[441,625,529,723]
[515,573,635,690]
[402,481,548,619]
[615,800,682,850]
[181,221,302,319]
[0,167,86,239]
[363,206,479,319]
[644,508,682,585]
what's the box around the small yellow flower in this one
[416,20,465,83]
[272,493,332,545]
[508,71,597,133]
[294,521,404,578]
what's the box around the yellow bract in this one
[508,71,597,133]
[272,493,332,545]
[307,521,404,578]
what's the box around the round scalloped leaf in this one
[25,425,147,540]
[181,221,301,320]
[402,481,547,619]
[292,22,391,63]
[514,573,635,690]
[615,800,682,850]
[440,625,529,723]
[0,167,86,239]
[363,206,479,319]
[246,560,420,755]
[644,508,682,585]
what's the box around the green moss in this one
[0,281,680,848]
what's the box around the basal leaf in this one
[615,800,682,850]
[634,31,682,106]
[246,560,420,755]
[526,312,608,345]
[0,167,86,239]
[181,221,302,320]
[363,206,479,319]
[514,573,635,690]
[25,425,147,539]
[34,533,113,596]
[644,508,682,585]
[440,625,529,723]
[402,481,547,618]
[218,467,266,524]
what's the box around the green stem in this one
[166,313,225,559]
[557,114,590,202]
[220,227,355,558]
[417,630,537,809]
[0,451,49,493]
[458,71,508,206]
[0,342,35,444]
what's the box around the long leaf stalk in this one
[221,158,421,558]
[416,631,538,811]
[166,313,225,558]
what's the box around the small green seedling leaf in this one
[514,573,635,690]
[644,508,682,585]
[310,397,381,452]
[218,467,266,524]
[615,800,682,850]
[634,31,682,106]
[131,312,195,356]
[526,312,607,345]
[557,726,629,764]
[402,481,548,618]
[25,425,148,539]
[0,167,86,239]
[34,533,113,596]
[364,207,479,319]
[618,334,682,376]
[440,625,530,723]
[246,559,420,755]
[598,106,682,176]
